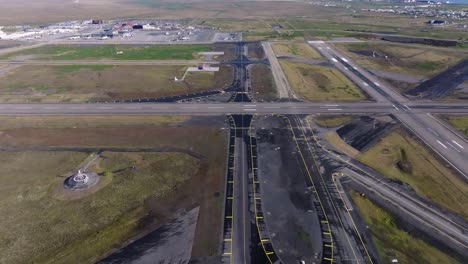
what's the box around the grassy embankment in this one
[0,115,227,263]
[357,129,468,218]
[313,115,354,128]
[250,64,276,101]
[351,191,461,264]
[0,44,209,60]
[272,43,322,59]
[443,115,468,137]
[279,60,366,101]
[0,64,232,102]
[333,42,465,77]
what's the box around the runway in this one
[309,41,468,180]
[0,59,218,66]
[0,102,467,115]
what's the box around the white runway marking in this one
[437,140,448,149]
[446,142,460,152]
[452,140,464,149]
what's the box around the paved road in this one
[1,102,468,116]
[262,42,295,99]
[342,168,468,252]
[0,59,218,65]
[309,41,468,179]
[232,137,251,264]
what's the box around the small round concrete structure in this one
[64,170,99,191]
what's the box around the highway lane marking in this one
[70,106,85,109]
[446,142,461,152]
[243,104,256,107]
[352,66,358,70]
[374,82,380,87]
[437,140,448,149]
[243,109,257,111]
[326,47,331,50]
[124,106,141,109]
[392,104,399,110]
[182,106,199,109]
[363,82,369,86]
[427,128,439,137]
[341,58,349,62]
[325,104,338,107]
[44,107,60,110]
[208,106,225,109]
[97,106,113,110]
[15,106,33,110]
[327,109,342,111]
[331,58,338,62]
[452,140,464,149]
[404,105,411,110]
[292,106,308,109]
[344,67,349,70]
[264,106,280,109]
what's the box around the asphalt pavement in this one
[0,60,218,65]
[0,102,467,116]
[309,41,468,180]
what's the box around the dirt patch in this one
[336,115,396,151]
[249,64,277,101]
[406,58,468,98]
[246,42,265,60]
[210,43,237,61]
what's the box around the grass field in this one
[243,31,304,41]
[0,115,188,129]
[350,191,461,264]
[249,64,276,101]
[0,151,199,264]
[324,131,360,158]
[272,43,322,59]
[357,129,468,218]
[443,115,468,137]
[334,42,466,77]
[0,44,209,60]
[279,60,366,101]
[313,114,354,128]
[0,115,227,262]
[0,64,232,102]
